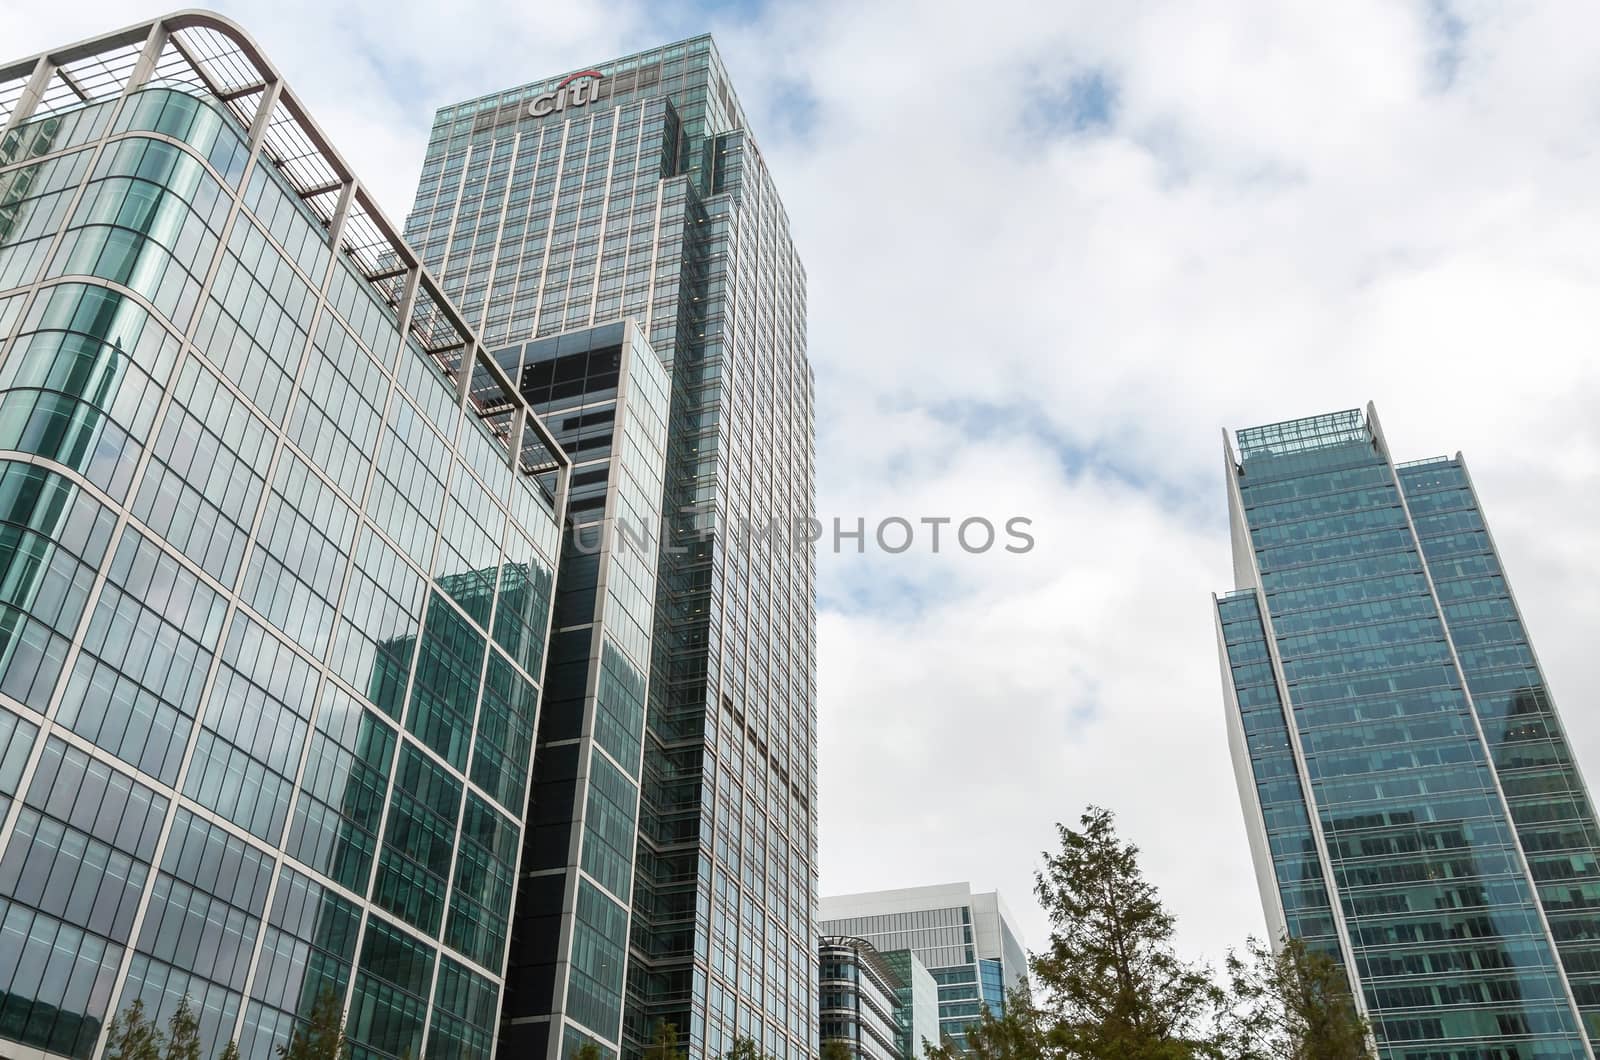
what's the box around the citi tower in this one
[404,34,818,1060]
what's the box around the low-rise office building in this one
[821,884,1026,1052]
[819,935,935,1059]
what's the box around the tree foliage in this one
[103,996,240,1060]
[724,1035,770,1059]
[819,1040,855,1060]
[924,806,1372,1060]
[166,996,202,1060]
[923,990,1046,1060]
[105,998,164,1060]
[572,1042,604,1060]
[1033,806,1228,1058]
[1222,936,1369,1060]
[277,986,349,1060]
[643,1021,687,1060]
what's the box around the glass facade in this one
[819,885,1026,1053]
[497,319,669,1059]
[1217,404,1600,1058]
[879,949,939,1060]
[403,34,818,1060]
[818,937,914,1060]
[0,15,567,1060]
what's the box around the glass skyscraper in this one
[820,884,1027,1051]
[1216,404,1600,1058]
[0,13,567,1060]
[402,35,818,1060]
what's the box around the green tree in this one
[643,1021,686,1060]
[1031,806,1227,1059]
[217,1042,241,1060]
[1222,936,1370,1060]
[105,998,165,1060]
[725,1036,767,1059]
[923,987,1047,1060]
[819,1039,855,1060]
[911,809,1369,1060]
[277,986,349,1060]
[165,996,202,1060]
[572,1042,604,1060]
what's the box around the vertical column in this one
[326,180,356,250]
[0,56,55,146]
[125,23,169,95]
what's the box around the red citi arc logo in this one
[528,71,605,117]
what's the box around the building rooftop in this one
[819,936,907,993]
[1,8,566,483]
[436,32,723,120]
[1235,407,1370,461]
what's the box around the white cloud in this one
[718,0,1600,963]
[8,0,1600,979]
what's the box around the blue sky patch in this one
[1026,68,1119,136]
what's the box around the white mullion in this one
[435,142,474,288]
[643,182,665,336]
[528,121,571,338]
[472,130,522,336]
[496,125,546,343]
[583,107,622,326]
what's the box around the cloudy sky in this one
[10,0,1600,971]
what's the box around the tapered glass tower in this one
[1216,404,1600,1058]
[404,36,818,1060]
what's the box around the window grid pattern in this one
[817,940,904,1060]
[0,60,563,1060]
[820,900,1024,1055]
[1400,457,1600,1047]
[1217,592,1342,954]
[406,33,817,1060]
[1220,414,1596,1059]
[488,321,667,1052]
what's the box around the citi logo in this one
[528,71,604,117]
